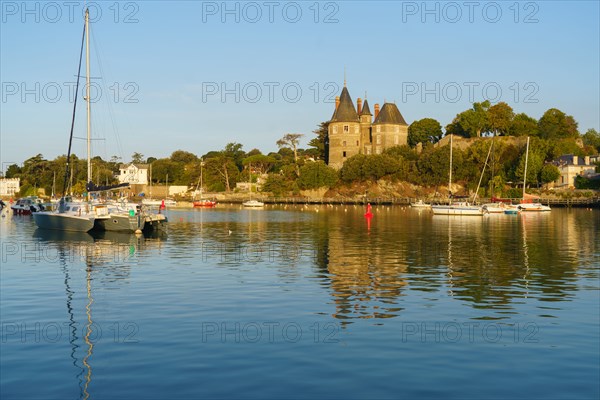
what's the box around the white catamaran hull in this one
[32,212,95,232]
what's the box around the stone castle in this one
[327,84,409,169]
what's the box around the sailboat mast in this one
[449,134,453,203]
[523,136,530,200]
[85,8,92,184]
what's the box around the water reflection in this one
[311,207,597,321]
[31,229,167,399]
[164,206,598,322]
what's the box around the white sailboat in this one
[193,159,216,208]
[431,135,484,216]
[33,9,99,232]
[242,163,264,208]
[517,137,551,212]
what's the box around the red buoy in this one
[364,203,373,218]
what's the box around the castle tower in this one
[359,99,373,155]
[328,85,361,169]
[371,103,408,154]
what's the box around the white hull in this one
[32,212,95,232]
[431,204,484,216]
[142,199,176,207]
[482,203,519,214]
[243,200,264,208]
[411,201,431,209]
[518,203,551,212]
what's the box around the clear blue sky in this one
[1,1,599,170]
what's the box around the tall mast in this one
[523,136,530,200]
[85,8,92,184]
[200,158,204,198]
[449,134,453,204]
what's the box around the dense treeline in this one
[5,103,600,197]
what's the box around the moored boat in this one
[517,137,552,213]
[242,200,265,208]
[142,198,177,207]
[34,10,98,232]
[193,199,217,208]
[10,197,45,215]
[192,158,216,208]
[432,202,484,216]
[93,203,145,232]
[33,198,97,232]
[410,200,431,209]
[517,202,551,212]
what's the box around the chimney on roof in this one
[357,98,362,114]
[335,96,340,110]
[374,103,380,119]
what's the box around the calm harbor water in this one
[1,206,599,399]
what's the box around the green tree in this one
[487,102,514,136]
[538,108,579,139]
[150,158,182,184]
[384,145,419,161]
[246,148,262,157]
[204,145,243,192]
[308,122,329,162]
[297,161,338,189]
[223,142,246,170]
[408,118,443,147]
[582,128,600,152]
[540,164,561,184]
[131,152,144,164]
[242,154,276,176]
[547,139,585,160]
[170,150,198,164]
[262,174,293,196]
[340,154,367,183]
[363,154,400,180]
[515,148,544,187]
[508,113,538,137]
[447,101,491,138]
[277,133,304,176]
[5,164,21,178]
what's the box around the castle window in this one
[343,141,346,147]
[333,126,338,134]
[343,125,349,132]
[354,126,359,134]
[394,135,399,145]
[376,126,381,133]
[376,135,381,145]
[343,151,347,158]
[356,140,359,146]
[395,126,399,133]
[366,148,371,155]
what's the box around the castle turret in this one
[359,99,373,154]
[328,86,361,169]
[371,103,408,153]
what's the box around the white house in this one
[552,155,599,189]
[118,163,149,185]
[0,178,20,197]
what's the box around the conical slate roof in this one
[373,103,407,125]
[330,86,359,123]
[360,99,372,116]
